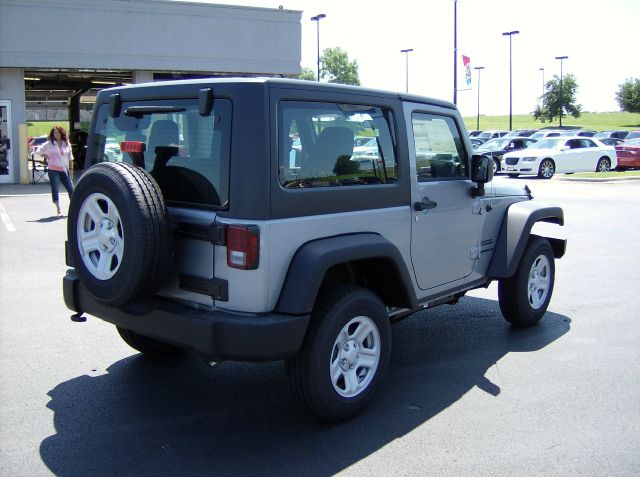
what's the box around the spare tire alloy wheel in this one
[286,287,391,422]
[77,192,124,280]
[68,162,171,307]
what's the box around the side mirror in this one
[470,154,493,197]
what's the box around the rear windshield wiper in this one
[124,106,186,117]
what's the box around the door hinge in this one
[179,274,228,301]
[176,222,226,245]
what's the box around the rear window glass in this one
[89,98,231,208]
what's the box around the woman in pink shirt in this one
[39,126,74,216]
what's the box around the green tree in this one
[320,47,360,86]
[616,78,640,113]
[295,67,317,81]
[532,74,582,125]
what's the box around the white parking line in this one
[0,201,16,232]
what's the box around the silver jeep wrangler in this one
[64,78,566,421]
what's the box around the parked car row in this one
[469,127,640,177]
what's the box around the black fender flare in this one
[488,201,566,279]
[275,233,418,315]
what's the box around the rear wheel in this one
[286,287,391,422]
[498,237,555,327]
[596,157,611,172]
[538,159,555,179]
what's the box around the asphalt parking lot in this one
[1,176,639,476]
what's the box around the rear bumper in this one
[63,270,309,362]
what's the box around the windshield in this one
[531,138,564,149]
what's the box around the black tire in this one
[508,173,520,178]
[67,162,171,306]
[498,237,555,327]
[538,159,555,179]
[116,326,182,356]
[596,157,611,172]
[286,287,391,422]
[493,158,500,174]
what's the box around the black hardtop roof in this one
[96,77,456,110]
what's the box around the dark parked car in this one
[594,130,629,140]
[615,138,640,170]
[596,137,626,147]
[559,129,596,137]
[475,137,537,173]
[503,129,536,138]
[469,137,486,149]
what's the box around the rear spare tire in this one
[67,162,171,306]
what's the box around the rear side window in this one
[90,98,231,208]
[278,101,397,188]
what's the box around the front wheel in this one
[498,237,555,327]
[286,287,391,422]
[596,157,611,172]
[538,159,555,179]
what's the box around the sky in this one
[179,0,639,118]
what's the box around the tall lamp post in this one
[311,14,326,82]
[555,55,568,126]
[453,0,458,104]
[502,30,519,131]
[474,66,485,131]
[400,48,413,93]
[538,67,545,100]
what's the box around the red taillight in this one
[120,141,146,153]
[226,225,260,270]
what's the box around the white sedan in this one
[501,136,616,179]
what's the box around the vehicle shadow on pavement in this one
[40,297,570,477]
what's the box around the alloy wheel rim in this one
[541,161,554,178]
[330,316,381,398]
[528,254,551,309]
[77,192,124,280]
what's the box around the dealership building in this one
[0,0,302,184]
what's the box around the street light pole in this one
[453,0,458,105]
[502,30,519,131]
[311,14,326,82]
[474,66,485,131]
[555,55,568,126]
[400,49,413,93]
[538,67,545,100]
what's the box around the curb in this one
[556,175,640,183]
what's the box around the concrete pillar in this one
[133,70,154,84]
[0,67,26,184]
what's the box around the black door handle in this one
[414,198,438,211]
